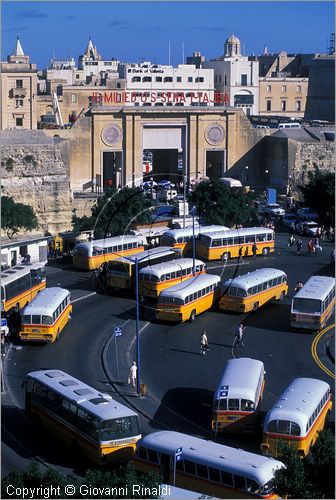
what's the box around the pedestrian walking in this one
[252,242,257,259]
[288,234,295,250]
[296,238,303,254]
[233,323,246,348]
[200,331,209,355]
[238,247,243,263]
[294,281,304,293]
[128,362,137,388]
[307,240,314,256]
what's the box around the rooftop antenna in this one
[168,41,171,65]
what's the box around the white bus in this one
[138,258,206,298]
[1,262,46,313]
[261,378,332,458]
[156,273,221,323]
[20,287,72,343]
[290,276,335,331]
[212,358,265,434]
[72,235,146,270]
[25,370,141,465]
[133,431,285,499]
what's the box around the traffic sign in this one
[175,447,183,462]
[1,318,7,328]
[114,326,122,337]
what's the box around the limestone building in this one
[0,37,38,130]
[202,35,259,115]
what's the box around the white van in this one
[278,123,301,129]
[219,177,243,188]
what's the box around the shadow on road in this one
[245,303,291,333]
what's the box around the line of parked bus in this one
[24,367,332,498]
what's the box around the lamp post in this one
[191,205,197,275]
[244,165,249,185]
[265,169,269,188]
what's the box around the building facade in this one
[202,35,259,115]
[259,77,308,117]
[0,38,37,130]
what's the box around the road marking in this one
[311,323,335,379]
[71,292,96,303]
[207,262,250,270]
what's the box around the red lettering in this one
[131,92,137,102]
[167,92,173,103]
[141,92,148,102]
[189,92,196,103]
[124,92,130,103]
[104,92,113,103]
[202,93,209,103]
[161,92,166,103]
[151,92,157,103]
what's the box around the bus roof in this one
[214,358,265,403]
[74,235,145,251]
[27,370,138,421]
[21,287,70,316]
[159,274,221,300]
[1,262,45,286]
[201,227,274,241]
[108,246,179,265]
[263,378,331,435]
[138,431,284,485]
[223,268,286,291]
[293,275,335,302]
[139,258,204,278]
[162,225,228,240]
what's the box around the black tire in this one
[190,309,196,322]
[221,252,230,261]
[262,247,269,256]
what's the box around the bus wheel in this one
[190,310,196,322]
[262,247,269,256]
[253,302,259,311]
[221,252,230,261]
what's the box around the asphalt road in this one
[2,232,335,476]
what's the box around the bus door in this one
[159,453,171,483]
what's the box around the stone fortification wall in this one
[292,139,335,185]
[0,130,73,234]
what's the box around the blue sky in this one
[2,1,334,69]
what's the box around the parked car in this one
[263,203,285,217]
[297,208,319,221]
[282,213,299,229]
[295,221,320,236]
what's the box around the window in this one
[155,76,162,82]
[228,399,239,410]
[23,315,31,324]
[16,79,23,88]
[297,85,302,92]
[209,467,221,483]
[188,77,193,83]
[281,85,287,92]
[196,464,208,479]
[42,315,53,325]
[281,100,286,111]
[296,100,301,112]
[224,75,227,86]
[221,471,234,487]
[16,117,23,127]
[164,77,173,83]
[234,475,246,490]
[278,420,291,434]
[241,74,247,86]
[176,76,182,82]
[132,76,141,82]
[266,85,271,92]
[195,77,204,83]
[184,461,196,475]
[71,94,77,103]
[266,100,272,112]
[143,76,152,82]
[32,315,41,324]
[15,99,24,108]
[147,450,159,463]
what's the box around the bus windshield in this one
[108,262,130,275]
[293,298,322,314]
[100,416,140,441]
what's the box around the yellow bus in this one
[290,276,335,332]
[1,262,46,313]
[219,268,288,313]
[134,431,285,499]
[197,227,275,261]
[156,273,221,323]
[20,287,72,343]
[212,358,265,434]
[25,370,141,465]
[138,258,206,298]
[72,235,145,270]
[261,378,332,458]
[103,247,181,291]
[161,225,228,255]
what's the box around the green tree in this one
[72,187,153,238]
[189,179,257,227]
[1,196,38,239]
[300,168,335,226]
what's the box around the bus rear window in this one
[293,298,322,314]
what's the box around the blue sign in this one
[114,326,122,337]
[175,447,183,462]
[220,384,229,397]
[267,188,277,204]
[1,318,7,328]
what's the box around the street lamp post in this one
[135,257,140,395]
[191,205,196,275]
[245,165,249,185]
[265,169,269,189]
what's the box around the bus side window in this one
[221,471,234,487]
[32,314,41,324]
[267,420,277,432]
[228,399,239,410]
[147,449,159,464]
[196,464,208,479]
[176,459,184,471]
[184,460,196,475]
[290,422,300,436]
[234,475,246,490]
[246,479,259,493]
[209,467,221,483]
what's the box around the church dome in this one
[226,34,240,44]
[224,34,241,57]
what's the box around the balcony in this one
[9,87,27,98]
